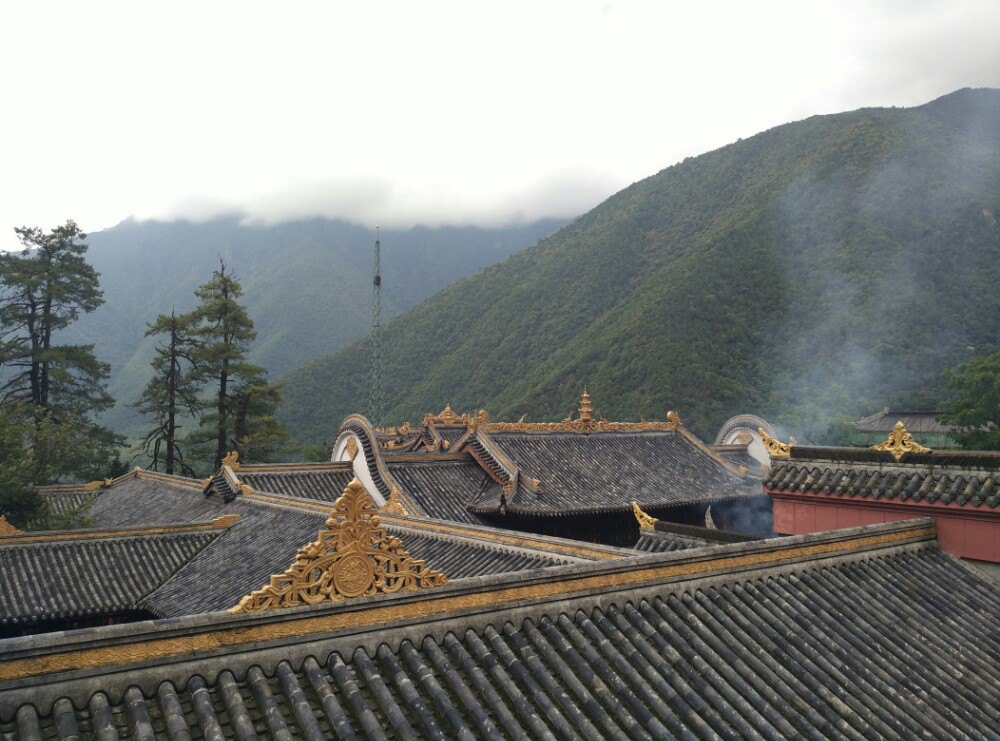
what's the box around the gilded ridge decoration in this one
[381,486,409,515]
[759,428,792,459]
[0,516,23,536]
[631,502,658,530]
[872,421,932,461]
[231,479,446,613]
[221,451,240,470]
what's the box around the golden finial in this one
[230,479,446,612]
[666,410,683,430]
[0,516,23,536]
[579,390,593,422]
[759,428,791,459]
[872,421,931,462]
[631,501,658,530]
[221,450,240,470]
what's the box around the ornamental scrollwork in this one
[872,421,931,461]
[230,479,446,613]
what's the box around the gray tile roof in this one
[635,521,762,553]
[237,466,357,502]
[386,459,497,524]
[767,449,1000,508]
[0,528,223,625]
[470,431,761,516]
[35,488,95,517]
[5,522,997,738]
[855,408,952,433]
[2,473,599,626]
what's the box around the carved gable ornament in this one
[231,479,446,613]
[872,421,931,461]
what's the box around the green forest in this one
[279,88,1000,443]
[3,88,1000,527]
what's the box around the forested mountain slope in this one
[62,218,563,432]
[280,88,1000,443]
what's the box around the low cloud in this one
[157,170,621,230]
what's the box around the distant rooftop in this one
[854,408,952,434]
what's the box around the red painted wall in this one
[771,493,1000,562]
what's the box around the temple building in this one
[3,469,626,638]
[851,408,956,447]
[2,408,998,735]
[763,422,1000,565]
[203,393,771,546]
[2,515,997,737]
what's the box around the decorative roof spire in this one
[579,390,593,422]
[230,479,446,613]
[872,421,931,462]
[221,450,240,470]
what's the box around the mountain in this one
[63,217,565,432]
[279,88,1000,444]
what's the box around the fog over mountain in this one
[2,2,998,242]
[61,216,564,434]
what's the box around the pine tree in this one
[189,260,286,468]
[0,221,120,486]
[135,310,201,475]
[0,221,112,415]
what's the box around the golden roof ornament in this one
[381,486,409,515]
[0,516,23,536]
[221,450,240,470]
[759,428,791,459]
[579,391,593,422]
[631,502,658,530]
[230,479,446,613]
[872,421,931,462]
[666,410,683,430]
[212,514,240,528]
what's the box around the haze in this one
[1,0,998,247]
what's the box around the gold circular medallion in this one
[334,554,374,597]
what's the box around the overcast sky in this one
[1,0,998,246]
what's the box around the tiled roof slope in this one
[636,521,761,553]
[35,488,95,517]
[766,447,1000,508]
[471,431,760,516]
[386,459,497,523]
[236,466,356,502]
[712,444,765,475]
[9,472,598,623]
[4,520,998,737]
[635,530,713,552]
[0,528,223,625]
[855,408,951,433]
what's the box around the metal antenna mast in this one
[369,226,385,425]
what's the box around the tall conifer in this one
[189,260,286,468]
[135,310,200,475]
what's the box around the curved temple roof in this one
[2,519,997,737]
